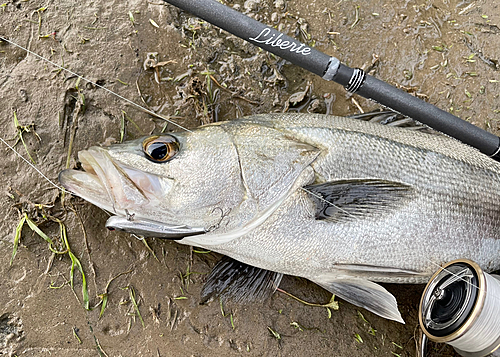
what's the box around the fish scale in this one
[60,113,500,322]
[211,115,500,273]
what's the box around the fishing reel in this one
[419,259,500,357]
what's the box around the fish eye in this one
[142,135,180,163]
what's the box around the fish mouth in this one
[59,146,204,238]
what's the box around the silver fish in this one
[59,113,500,323]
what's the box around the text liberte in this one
[249,28,311,55]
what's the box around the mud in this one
[0,0,499,356]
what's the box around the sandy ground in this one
[0,0,499,356]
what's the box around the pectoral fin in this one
[201,256,283,304]
[305,179,413,223]
[313,275,404,323]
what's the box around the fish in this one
[58,113,500,323]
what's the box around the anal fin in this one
[201,256,283,304]
[313,274,405,324]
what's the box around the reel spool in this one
[419,259,500,357]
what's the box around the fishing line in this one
[0,36,192,133]
[304,181,500,355]
[0,136,67,192]
[0,35,191,201]
[4,31,500,355]
[423,257,500,307]
[451,273,500,352]
[303,184,496,303]
[419,259,500,356]
[300,187,355,218]
[302,184,500,315]
[424,257,481,292]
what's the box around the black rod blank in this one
[165,0,500,161]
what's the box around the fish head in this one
[59,119,319,242]
[59,125,245,238]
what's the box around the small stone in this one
[19,89,28,102]
[244,0,261,12]
[308,99,327,114]
[274,0,285,10]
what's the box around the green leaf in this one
[10,215,26,265]
[149,19,159,28]
[68,250,90,310]
[355,333,363,343]
[230,314,235,330]
[61,222,90,310]
[129,286,145,327]
[25,216,54,245]
[99,293,108,319]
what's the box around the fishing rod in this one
[163,0,500,162]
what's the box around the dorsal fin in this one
[347,110,440,135]
[304,179,413,223]
[200,256,283,304]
